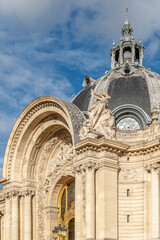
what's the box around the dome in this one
[72,17,160,130]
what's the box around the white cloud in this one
[0,0,160,43]
[1,0,160,164]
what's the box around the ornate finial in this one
[113,40,115,47]
[139,39,142,44]
[151,106,159,124]
[121,8,133,40]
[126,8,128,17]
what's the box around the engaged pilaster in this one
[11,190,19,240]
[75,138,124,240]
[96,163,118,240]
[74,165,85,240]
[23,190,35,240]
[85,161,96,240]
[4,192,12,240]
[151,163,160,239]
[146,162,160,239]
[0,211,4,240]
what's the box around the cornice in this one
[75,137,129,153]
[127,138,160,155]
[75,137,160,157]
[0,177,9,186]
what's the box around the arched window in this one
[59,179,75,240]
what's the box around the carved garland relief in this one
[7,101,66,179]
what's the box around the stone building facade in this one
[0,16,160,240]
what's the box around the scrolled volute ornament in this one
[152,162,160,173]
[85,161,98,171]
[73,164,85,175]
[23,189,35,197]
[145,162,160,174]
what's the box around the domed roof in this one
[72,17,160,130]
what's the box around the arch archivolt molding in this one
[3,96,81,181]
[21,118,71,181]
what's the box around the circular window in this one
[117,117,140,130]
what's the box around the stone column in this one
[75,165,84,240]
[32,195,36,240]
[45,206,58,240]
[0,212,4,240]
[85,161,96,240]
[139,46,144,66]
[24,190,34,240]
[144,166,151,240]
[11,191,19,240]
[111,50,115,70]
[151,163,160,239]
[20,195,24,240]
[119,44,123,65]
[96,165,118,240]
[0,212,2,240]
[131,43,135,63]
[4,193,11,240]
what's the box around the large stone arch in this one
[1,96,84,240]
[3,96,85,182]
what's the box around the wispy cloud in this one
[1,0,160,169]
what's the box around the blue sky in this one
[1,0,160,176]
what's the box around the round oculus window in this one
[117,117,140,130]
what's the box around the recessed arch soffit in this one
[36,131,75,235]
[88,67,160,111]
[21,119,72,181]
[3,96,85,181]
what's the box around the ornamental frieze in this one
[119,168,142,182]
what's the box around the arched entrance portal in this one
[59,179,75,240]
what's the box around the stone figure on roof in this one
[79,86,115,140]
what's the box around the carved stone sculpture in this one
[79,86,115,140]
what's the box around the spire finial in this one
[126,8,128,18]
[121,8,133,40]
